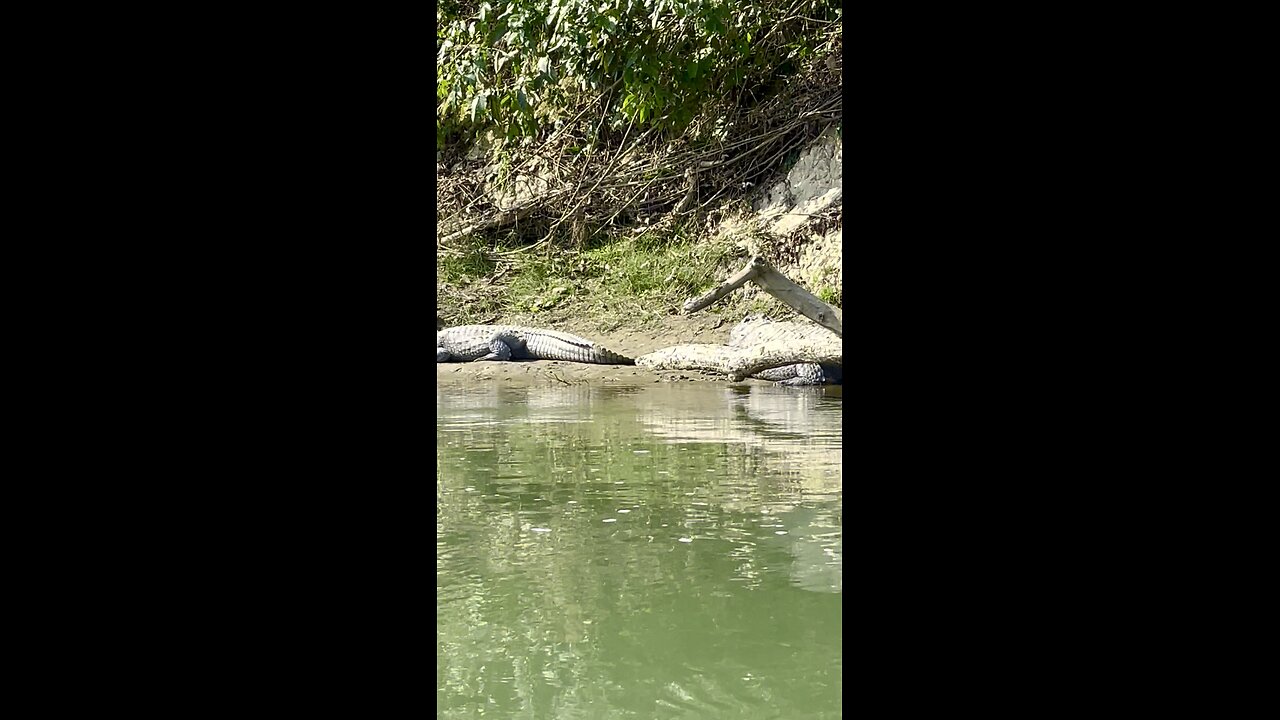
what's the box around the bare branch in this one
[684,256,841,337]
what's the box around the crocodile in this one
[635,315,841,386]
[436,325,634,365]
[728,315,842,387]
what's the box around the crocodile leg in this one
[475,333,532,361]
[436,347,451,363]
[754,363,842,386]
[475,338,513,361]
[754,364,815,385]
[776,374,825,387]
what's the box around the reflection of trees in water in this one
[630,384,841,498]
[770,504,842,594]
[437,484,841,716]
[436,383,646,416]
[438,382,842,597]
[437,511,619,715]
[440,382,839,518]
[436,383,842,715]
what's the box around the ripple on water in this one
[437,382,841,718]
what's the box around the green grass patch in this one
[437,226,745,329]
[438,246,496,282]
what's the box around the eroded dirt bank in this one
[437,122,843,389]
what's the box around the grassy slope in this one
[438,220,803,333]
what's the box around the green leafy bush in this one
[437,0,840,149]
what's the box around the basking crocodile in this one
[436,325,634,365]
[635,315,841,386]
[729,316,842,386]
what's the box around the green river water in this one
[437,381,842,719]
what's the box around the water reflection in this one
[437,382,842,718]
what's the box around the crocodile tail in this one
[595,346,635,365]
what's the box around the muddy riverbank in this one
[435,312,784,386]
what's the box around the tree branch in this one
[683,255,841,337]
